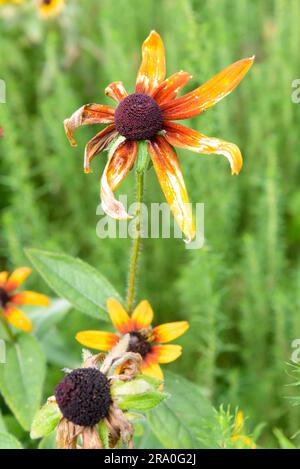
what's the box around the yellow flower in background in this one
[0,267,49,332]
[231,410,256,449]
[0,0,23,4]
[76,298,189,381]
[36,0,64,19]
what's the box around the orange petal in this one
[84,124,117,173]
[148,136,195,243]
[101,139,137,219]
[163,121,243,175]
[64,104,115,146]
[153,71,192,105]
[161,56,254,120]
[4,305,32,333]
[140,359,164,381]
[107,298,132,334]
[5,267,32,292]
[136,31,166,96]
[76,330,119,351]
[0,271,9,287]
[131,300,154,331]
[10,291,49,307]
[152,321,189,343]
[105,81,128,103]
[151,344,182,363]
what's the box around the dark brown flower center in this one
[0,288,9,308]
[128,332,152,358]
[115,93,163,141]
[55,368,111,427]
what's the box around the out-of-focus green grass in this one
[0,0,300,447]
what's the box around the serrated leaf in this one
[0,431,23,449]
[0,334,46,431]
[31,401,61,439]
[25,248,122,320]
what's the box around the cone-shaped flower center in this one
[115,93,163,141]
[128,332,152,358]
[0,288,9,308]
[55,368,111,427]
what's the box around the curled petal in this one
[4,305,32,332]
[10,291,49,307]
[5,267,32,292]
[136,31,166,96]
[153,71,192,105]
[107,298,132,334]
[131,300,154,331]
[101,139,137,219]
[152,321,189,344]
[76,330,119,351]
[161,56,255,120]
[84,124,117,173]
[105,81,128,103]
[163,121,243,175]
[148,136,195,243]
[151,344,182,363]
[64,104,115,146]
[0,271,8,287]
[140,359,164,381]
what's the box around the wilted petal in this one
[163,121,243,175]
[151,344,182,363]
[101,139,137,219]
[5,267,32,292]
[10,291,49,307]
[105,81,128,103]
[153,71,192,105]
[76,330,119,351]
[64,104,115,146]
[148,136,195,242]
[136,31,166,96]
[152,321,189,344]
[84,124,117,173]
[161,56,254,120]
[4,305,32,332]
[131,300,154,331]
[107,298,132,334]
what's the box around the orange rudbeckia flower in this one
[64,31,254,242]
[0,267,49,332]
[76,298,189,381]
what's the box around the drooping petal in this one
[4,305,32,333]
[76,330,119,351]
[140,359,164,381]
[0,271,8,287]
[84,124,118,173]
[148,136,195,242]
[131,300,154,331]
[153,71,192,105]
[152,321,189,344]
[105,81,128,103]
[5,267,32,292]
[161,56,255,120]
[64,104,115,146]
[107,298,132,334]
[101,139,137,219]
[151,344,182,363]
[10,291,49,307]
[136,31,166,96]
[163,121,243,175]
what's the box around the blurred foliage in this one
[1,0,300,448]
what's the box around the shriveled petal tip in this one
[140,360,164,381]
[4,305,32,333]
[161,56,255,120]
[148,136,196,243]
[107,298,132,334]
[105,81,128,103]
[64,104,115,146]
[136,30,166,96]
[153,70,192,105]
[10,291,49,307]
[151,344,182,363]
[0,271,9,287]
[76,330,119,351]
[5,267,32,292]
[131,300,154,331]
[84,124,117,173]
[152,321,189,344]
[101,139,137,219]
[163,121,243,175]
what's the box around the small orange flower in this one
[65,31,254,242]
[0,267,49,332]
[231,411,256,449]
[76,298,189,381]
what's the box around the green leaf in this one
[0,432,23,449]
[148,371,218,449]
[99,420,110,449]
[25,248,122,320]
[0,410,7,432]
[112,376,168,411]
[31,401,61,439]
[0,334,46,431]
[38,431,57,449]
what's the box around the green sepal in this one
[30,401,61,439]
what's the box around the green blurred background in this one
[1,0,300,448]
